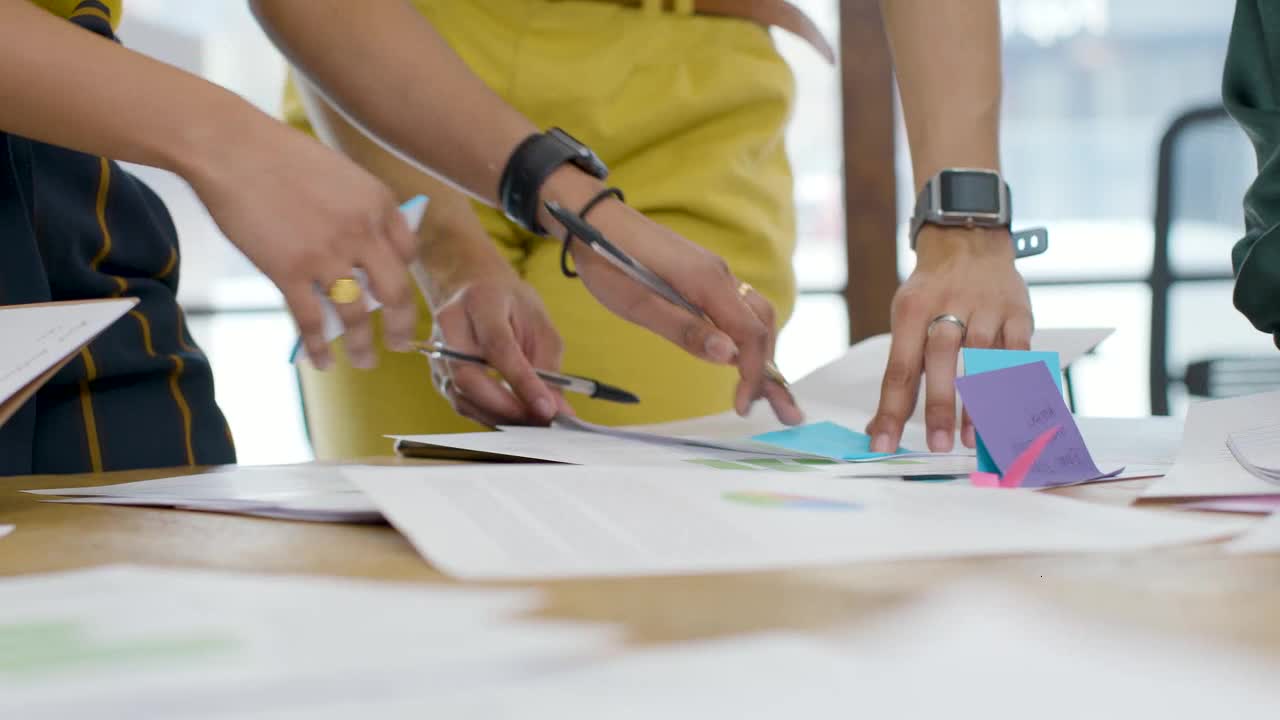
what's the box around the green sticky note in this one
[962,349,1062,474]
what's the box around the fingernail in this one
[930,430,953,452]
[310,353,331,371]
[389,338,413,353]
[705,334,739,364]
[871,434,893,453]
[535,398,556,420]
[962,426,977,449]
[352,354,375,370]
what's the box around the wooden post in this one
[839,0,899,342]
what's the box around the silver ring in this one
[436,375,454,397]
[928,314,968,342]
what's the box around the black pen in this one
[414,341,639,404]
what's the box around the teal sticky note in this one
[752,421,908,461]
[962,349,1062,474]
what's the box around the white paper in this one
[632,327,1115,446]
[26,466,379,523]
[0,298,137,408]
[1077,415,1184,466]
[393,328,1119,469]
[392,426,851,472]
[551,414,823,459]
[1143,391,1280,498]
[42,494,381,523]
[1226,511,1280,553]
[348,465,1244,580]
[1226,423,1280,483]
[267,584,1280,719]
[0,565,616,719]
[0,525,12,539]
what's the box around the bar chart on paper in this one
[721,491,863,511]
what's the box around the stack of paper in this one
[1226,423,1280,485]
[27,467,379,523]
[394,328,1117,476]
[348,465,1247,580]
[394,425,846,472]
[0,565,616,718]
[1143,391,1280,499]
[0,298,136,427]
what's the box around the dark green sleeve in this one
[1224,0,1280,349]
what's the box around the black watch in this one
[498,128,609,235]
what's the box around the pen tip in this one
[593,384,640,404]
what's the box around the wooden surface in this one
[2,464,1279,656]
[840,0,899,342]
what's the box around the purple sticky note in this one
[954,362,1106,488]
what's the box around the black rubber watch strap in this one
[498,128,608,236]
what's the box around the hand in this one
[412,186,572,427]
[181,116,417,370]
[868,226,1032,453]
[426,269,572,427]
[544,175,803,426]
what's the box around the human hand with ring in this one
[185,117,418,371]
[867,225,1033,453]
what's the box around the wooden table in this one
[3,464,1279,658]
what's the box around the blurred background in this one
[115,0,1269,465]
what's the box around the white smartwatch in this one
[909,169,1048,259]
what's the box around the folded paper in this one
[955,361,1114,488]
[962,348,1062,474]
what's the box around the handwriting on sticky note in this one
[969,424,1062,489]
[955,362,1107,488]
[962,348,1063,475]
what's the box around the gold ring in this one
[327,277,362,305]
[737,281,754,299]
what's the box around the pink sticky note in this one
[970,472,1002,488]
[969,424,1062,489]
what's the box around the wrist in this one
[418,231,516,310]
[537,165,610,234]
[914,225,1015,267]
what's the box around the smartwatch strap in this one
[910,176,1046,259]
[499,129,608,236]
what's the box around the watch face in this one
[939,170,1001,214]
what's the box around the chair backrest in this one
[1149,104,1259,414]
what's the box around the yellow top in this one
[32,0,122,30]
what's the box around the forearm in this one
[252,0,546,206]
[0,0,263,179]
[879,0,1002,191]
[295,86,516,308]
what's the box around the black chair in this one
[1149,104,1280,414]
